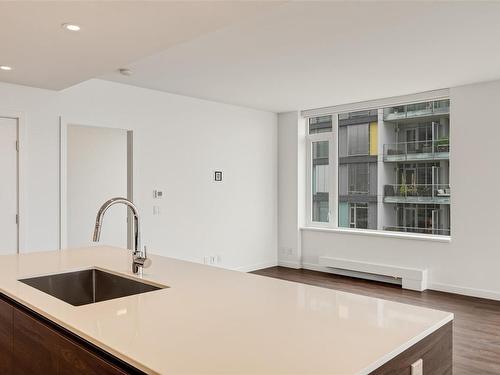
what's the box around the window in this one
[306,97,451,237]
[348,163,369,194]
[349,203,368,229]
[347,124,369,156]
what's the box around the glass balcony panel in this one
[383,139,449,161]
[383,184,450,204]
[433,99,450,114]
[383,99,450,121]
[406,102,433,118]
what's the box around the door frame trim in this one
[0,111,26,253]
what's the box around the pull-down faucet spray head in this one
[92,222,102,242]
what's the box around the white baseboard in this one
[302,262,401,285]
[278,260,301,269]
[428,282,500,301]
[303,262,500,302]
[234,260,277,273]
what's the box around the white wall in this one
[277,112,302,268]
[279,79,500,300]
[67,125,128,249]
[0,79,278,271]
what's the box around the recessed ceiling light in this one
[0,65,12,71]
[62,23,81,32]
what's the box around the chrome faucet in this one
[92,197,151,274]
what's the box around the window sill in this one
[300,226,452,243]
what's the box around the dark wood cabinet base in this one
[0,294,144,375]
[369,321,452,375]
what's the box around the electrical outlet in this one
[204,255,221,266]
[411,359,423,375]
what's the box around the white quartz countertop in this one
[0,246,453,374]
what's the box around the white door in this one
[0,117,18,254]
[66,125,128,249]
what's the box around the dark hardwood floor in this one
[252,266,500,375]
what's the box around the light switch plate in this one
[411,358,423,375]
[153,190,163,199]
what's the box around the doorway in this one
[60,120,133,249]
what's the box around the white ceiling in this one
[0,1,280,90]
[103,1,500,112]
[2,2,500,113]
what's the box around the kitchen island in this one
[0,246,452,374]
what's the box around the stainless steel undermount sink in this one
[19,268,167,306]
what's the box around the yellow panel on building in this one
[369,121,378,155]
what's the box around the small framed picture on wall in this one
[214,171,223,182]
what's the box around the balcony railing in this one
[383,139,449,161]
[384,225,450,236]
[383,99,449,121]
[383,184,450,204]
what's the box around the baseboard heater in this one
[318,256,427,291]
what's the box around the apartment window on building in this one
[306,97,451,237]
[348,163,369,194]
[347,124,369,156]
[349,203,368,229]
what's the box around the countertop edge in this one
[357,313,454,375]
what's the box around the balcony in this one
[383,99,449,121]
[383,225,450,236]
[383,139,449,162]
[383,184,450,204]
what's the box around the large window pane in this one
[312,141,329,222]
[338,111,375,230]
[310,97,450,237]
